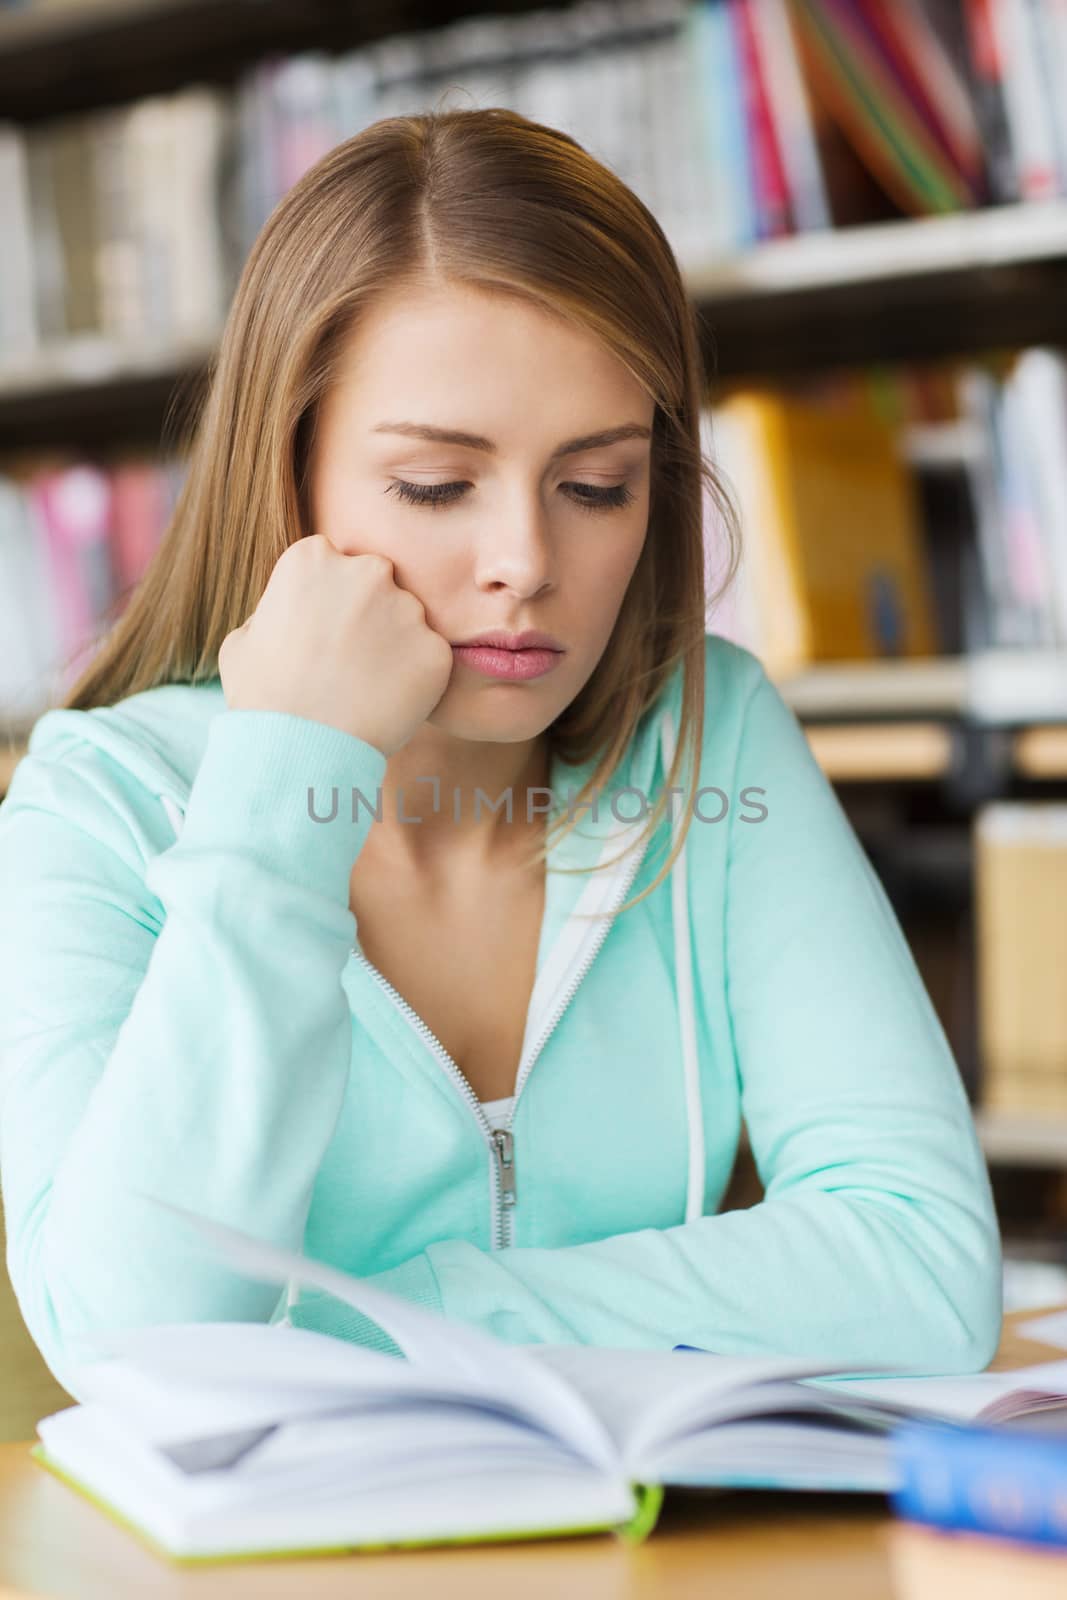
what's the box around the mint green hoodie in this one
[0,635,1001,1398]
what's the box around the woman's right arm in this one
[0,542,452,1398]
[0,709,385,1398]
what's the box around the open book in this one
[31,1197,1067,1565]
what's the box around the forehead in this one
[327,281,654,431]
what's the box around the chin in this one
[427,698,562,746]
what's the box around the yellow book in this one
[975,803,1067,1113]
[711,388,938,676]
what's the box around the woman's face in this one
[308,280,654,744]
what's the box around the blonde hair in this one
[62,106,740,913]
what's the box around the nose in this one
[473,488,557,601]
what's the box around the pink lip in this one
[452,644,562,681]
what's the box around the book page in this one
[803,1359,1067,1421]
[528,1345,860,1461]
[79,1193,617,1472]
[70,1323,597,1462]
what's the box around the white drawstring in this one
[658,707,706,1224]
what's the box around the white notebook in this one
[31,1198,1067,1565]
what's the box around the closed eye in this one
[385,480,636,514]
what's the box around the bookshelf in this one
[0,0,519,122]
[1014,727,1067,780]
[0,345,214,456]
[802,723,953,784]
[776,653,1067,727]
[0,334,217,397]
[974,1111,1067,1170]
[687,199,1067,297]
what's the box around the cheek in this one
[582,523,647,601]
[315,492,401,561]
[312,469,372,554]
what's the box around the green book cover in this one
[29,1441,665,1565]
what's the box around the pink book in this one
[110,460,169,602]
[30,463,115,692]
[731,0,794,238]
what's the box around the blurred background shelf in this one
[687,199,1067,295]
[1014,726,1067,779]
[777,654,1067,726]
[4,199,1067,448]
[0,346,213,454]
[975,1110,1067,1169]
[802,722,955,782]
[0,0,527,122]
[690,203,1067,374]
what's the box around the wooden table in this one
[0,1307,1063,1600]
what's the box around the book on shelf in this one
[0,469,60,725]
[983,0,1067,204]
[785,0,988,215]
[703,347,1067,680]
[0,453,184,723]
[975,801,1067,1117]
[704,380,940,678]
[30,1195,1067,1564]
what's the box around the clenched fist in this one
[217,537,455,758]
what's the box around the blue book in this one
[891,1420,1067,1548]
[687,0,759,253]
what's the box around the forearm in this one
[405,1174,1000,1377]
[1,711,386,1393]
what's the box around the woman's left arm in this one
[348,648,1003,1377]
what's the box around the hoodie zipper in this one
[350,828,651,1251]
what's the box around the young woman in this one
[0,108,1001,1401]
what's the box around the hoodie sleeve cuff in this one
[363,1252,445,1317]
[174,708,388,905]
[286,1255,445,1358]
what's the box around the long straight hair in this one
[61,106,740,912]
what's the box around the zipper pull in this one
[491,1128,517,1206]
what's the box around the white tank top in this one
[480,1095,514,1130]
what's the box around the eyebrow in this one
[370,421,652,458]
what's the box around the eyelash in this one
[385,479,636,514]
